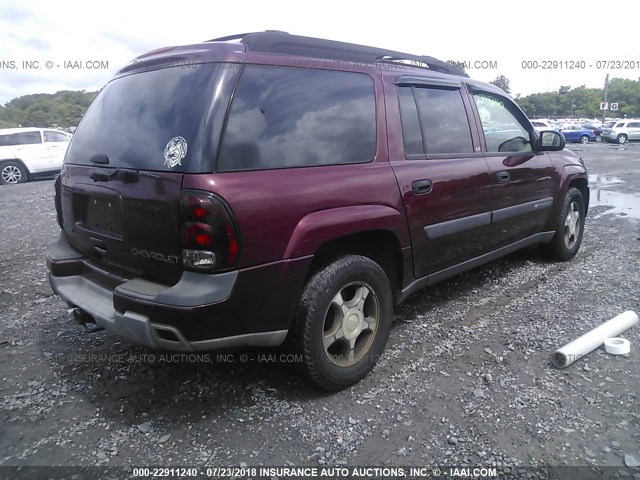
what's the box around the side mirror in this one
[535,130,565,151]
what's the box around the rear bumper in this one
[47,233,311,351]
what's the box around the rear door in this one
[627,121,640,140]
[385,74,492,279]
[59,63,238,285]
[468,87,555,249]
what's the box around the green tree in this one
[0,90,98,128]
[490,75,511,94]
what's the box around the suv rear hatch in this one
[58,62,237,285]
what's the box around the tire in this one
[541,187,585,261]
[291,254,393,390]
[0,161,27,185]
[617,134,628,144]
[595,135,602,143]
[580,135,590,144]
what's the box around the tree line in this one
[0,90,97,129]
[1,74,639,128]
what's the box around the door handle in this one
[496,171,510,184]
[412,179,433,194]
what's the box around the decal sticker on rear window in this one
[164,136,188,168]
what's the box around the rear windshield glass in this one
[65,65,220,172]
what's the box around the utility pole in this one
[601,74,609,125]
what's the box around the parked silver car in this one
[602,120,640,144]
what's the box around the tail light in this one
[179,190,240,272]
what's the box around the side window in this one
[0,134,19,147]
[44,131,70,142]
[473,92,531,153]
[15,131,42,145]
[397,87,424,156]
[627,122,640,128]
[413,87,474,155]
[218,66,376,171]
[614,122,624,128]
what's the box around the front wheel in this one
[580,135,590,144]
[291,255,393,390]
[541,188,585,261]
[617,134,628,144]
[595,135,602,143]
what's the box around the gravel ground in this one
[0,143,639,478]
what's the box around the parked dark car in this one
[558,125,597,144]
[46,32,589,390]
[581,124,603,142]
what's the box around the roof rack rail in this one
[206,31,468,77]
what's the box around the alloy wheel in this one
[564,200,581,249]
[1,165,22,184]
[322,281,379,367]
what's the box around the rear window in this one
[65,65,222,172]
[218,65,376,171]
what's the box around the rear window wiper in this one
[89,153,109,164]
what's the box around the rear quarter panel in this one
[183,162,409,268]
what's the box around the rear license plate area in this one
[74,194,123,238]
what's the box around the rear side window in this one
[16,131,42,145]
[0,134,18,146]
[397,87,424,156]
[628,122,640,128]
[218,66,376,171]
[397,86,473,156]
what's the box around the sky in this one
[1,0,640,104]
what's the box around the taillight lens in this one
[179,191,240,272]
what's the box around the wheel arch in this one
[284,205,410,303]
[307,229,406,301]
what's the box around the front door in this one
[469,89,556,249]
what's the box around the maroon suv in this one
[47,31,589,390]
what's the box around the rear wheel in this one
[617,134,628,144]
[595,135,602,143]
[292,255,393,390]
[580,135,590,144]
[541,188,585,261]
[0,161,27,185]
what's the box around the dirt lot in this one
[1,143,639,478]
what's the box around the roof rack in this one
[206,31,468,77]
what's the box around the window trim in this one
[216,63,379,173]
[395,75,462,89]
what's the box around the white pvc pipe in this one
[552,310,638,368]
